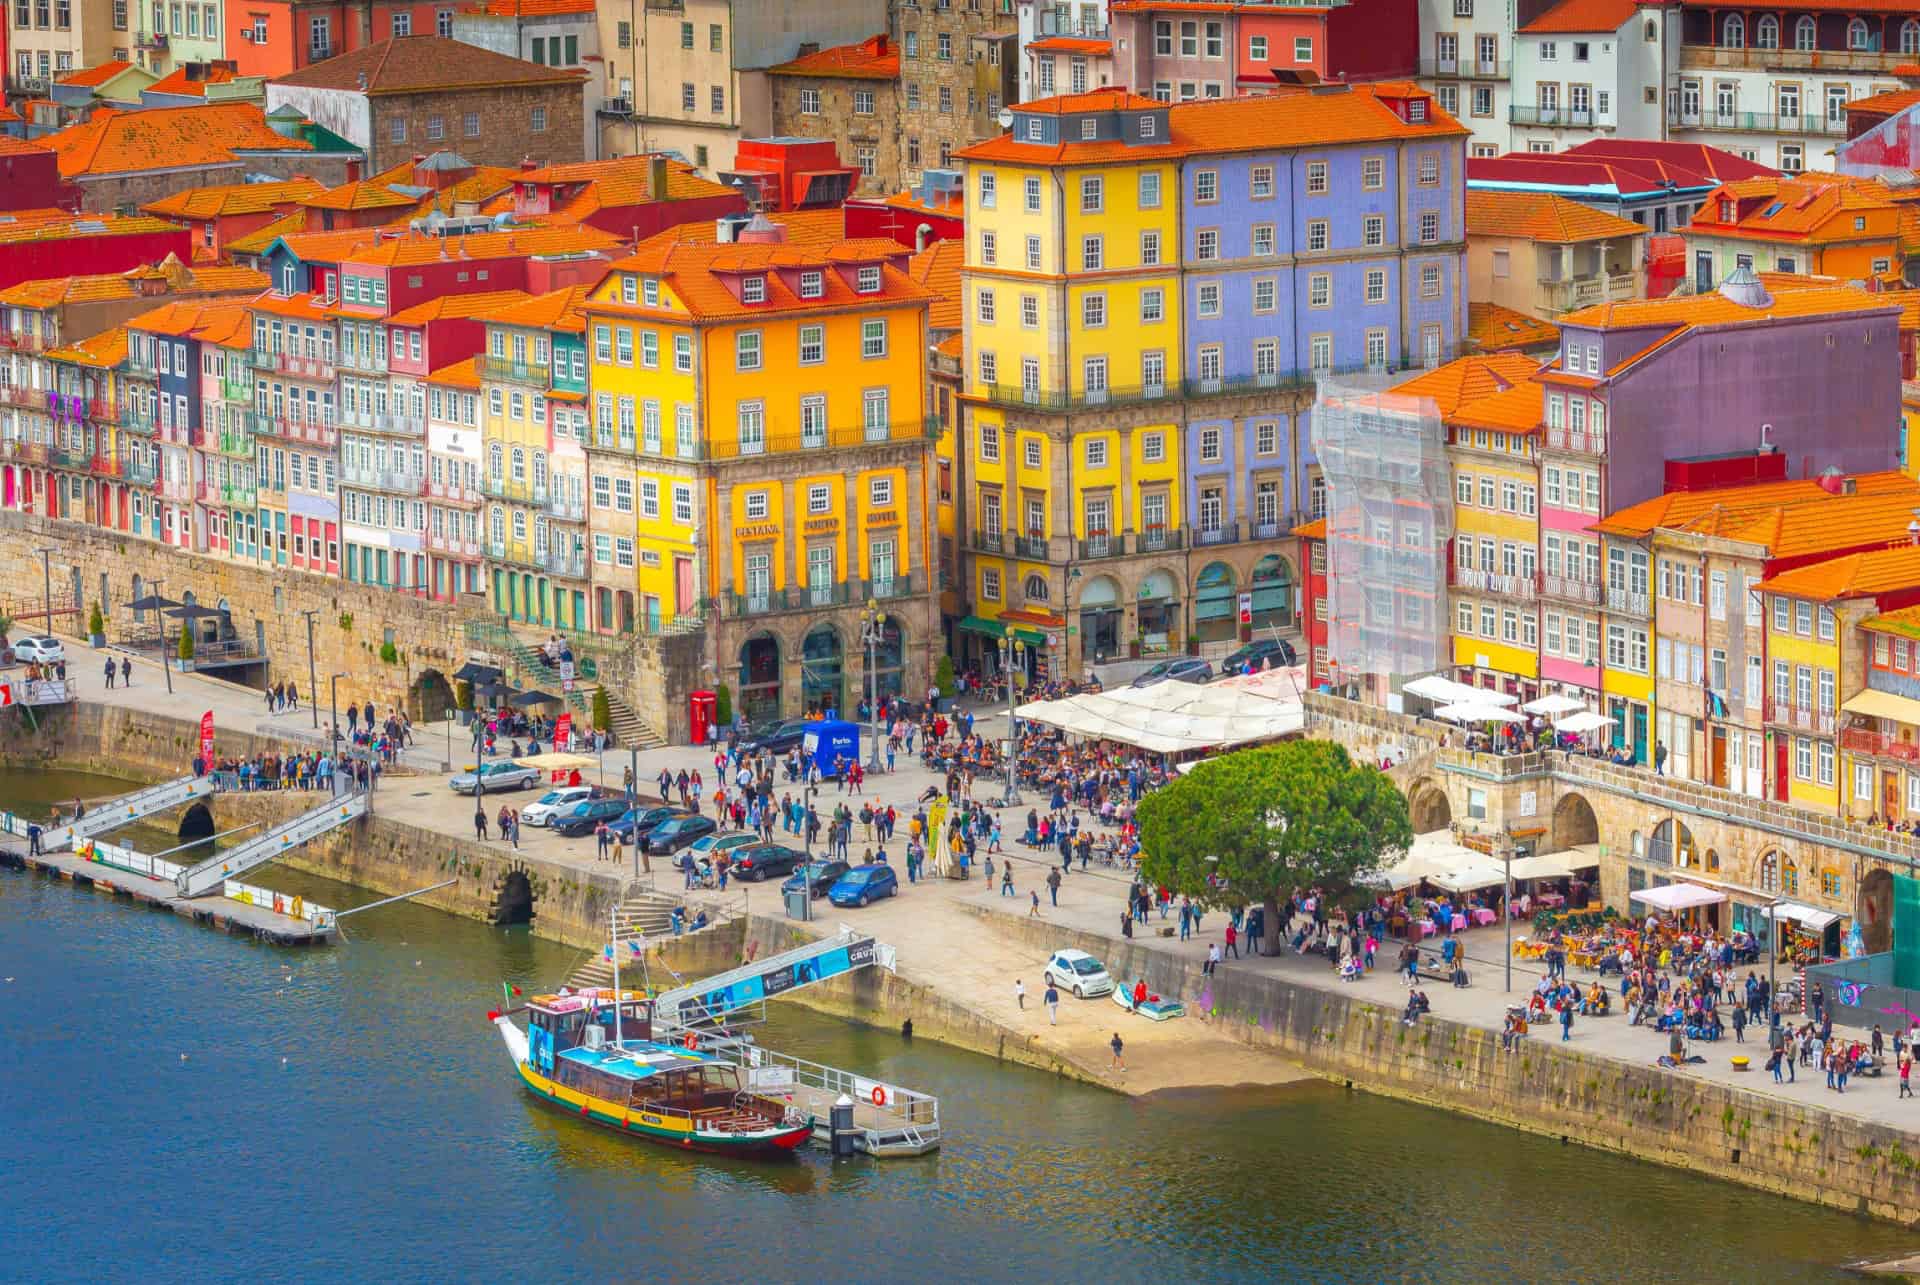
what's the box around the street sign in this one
[1237,592,1253,625]
[562,677,575,693]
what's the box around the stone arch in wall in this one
[1551,792,1599,849]
[1860,867,1897,955]
[1653,817,1696,867]
[411,667,453,722]
[1407,778,1452,833]
[492,868,536,927]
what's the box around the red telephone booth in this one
[689,690,717,746]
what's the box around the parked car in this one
[607,804,684,845]
[780,859,851,898]
[729,843,808,882]
[1131,658,1212,688]
[740,717,813,756]
[448,761,542,794]
[645,814,718,855]
[828,863,900,907]
[521,786,596,827]
[1042,948,1115,999]
[13,635,64,664]
[552,797,632,837]
[683,832,760,865]
[1218,637,1297,674]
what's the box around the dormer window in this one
[642,278,659,307]
[1408,99,1426,122]
[799,270,823,299]
[1140,114,1156,138]
[621,275,637,304]
[1720,198,1735,221]
[857,266,881,293]
[742,275,766,304]
[1025,117,1044,141]
[1080,118,1097,140]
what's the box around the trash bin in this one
[785,886,811,920]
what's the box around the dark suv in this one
[1219,637,1298,673]
[730,843,808,882]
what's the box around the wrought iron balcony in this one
[709,415,940,460]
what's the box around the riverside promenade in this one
[30,639,1920,1135]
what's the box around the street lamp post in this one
[1001,635,1024,807]
[329,671,348,793]
[162,618,174,695]
[1502,830,1514,994]
[299,608,320,729]
[1766,894,1787,1032]
[859,598,888,772]
[35,545,54,640]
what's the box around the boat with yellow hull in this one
[491,989,813,1156]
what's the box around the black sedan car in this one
[740,718,813,756]
[729,843,808,882]
[780,859,851,898]
[552,797,632,837]
[608,804,684,844]
[1219,637,1297,673]
[645,814,718,855]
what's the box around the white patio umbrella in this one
[1553,711,1617,735]
[1629,883,1726,911]
[1521,693,1585,717]
[1433,863,1510,893]
[1434,701,1525,724]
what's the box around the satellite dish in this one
[997,108,1014,128]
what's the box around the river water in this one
[1,768,1913,1280]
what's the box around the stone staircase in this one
[602,688,662,750]
[466,620,665,750]
[568,883,727,989]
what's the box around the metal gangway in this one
[0,774,216,851]
[175,791,368,897]
[651,929,897,1029]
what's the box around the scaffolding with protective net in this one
[1310,378,1452,701]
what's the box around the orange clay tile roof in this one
[1293,517,1327,540]
[1468,301,1561,351]
[303,179,417,212]
[43,325,127,368]
[126,298,247,337]
[0,262,265,309]
[766,34,899,79]
[1593,472,1914,537]
[0,134,50,157]
[269,36,584,94]
[1027,36,1114,54]
[0,102,23,125]
[385,288,533,326]
[467,283,590,330]
[1022,88,1162,113]
[427,355,482,389]
[511,155,734,202]
[907,238,963,330]
[1449,381,1544,434]
[934,331,963,359]
[0,211,182,247]
[58,60,137,88]
[142,177,328,220]
[1388,353,1541,418]
[1847,87,1920,117]
[225,207,318,256]
[338,223,621,267]
[187,304,254,347]
[1863,603,1920,638]
[460,0,595,14]
[1518,0,1640,34]
[600,238,933,322]
[1558,282,1898,331]
[958,82,1464,166]
[635,207,848,251]
[1719,484,1920,557]
[42,103,310,178]
[1465,189,1647,243]
[144,64,241,97]
[1684,172,1899,244]
[247,290,338,321]
[881,185,963,218]
[1755,544,1920,601]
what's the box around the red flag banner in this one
[553,712,572,752]
[199,710,215,765]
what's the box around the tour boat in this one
[491,988,815,1156]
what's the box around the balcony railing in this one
[1542,573,1602,606]
[477,355,547,384]
[134,28,167,47]
[49,445,88,470]
[1038,12,1107,36]
[124,457,157,485]
[709,415,940,461]
[216,430,254,459]
[1191,521,1241,548]
[1679,42,1909,74]
[1509,105,1601,127]
[1672,109,1848,136]
[1452,567,1540,599]
[221,374,254,402]
[598,97,635,119]
[1013,533,1050,560]
[248,412,336,447]
[1840,727,1920,762]
[221,482,256,507]
[540,548,589,578]
[972,364,1432,411]
[341,409,422,436]
[155,476,193,501]
[428,477,482,506]
[1605,586,1649,616]
[195,480,224,504]
[1072,529,1187,559]
[1544,425,1607,455]
[341,464,425,495]
[428,528,481,557]
[548,492,587,522]
[0,383,43,409]
[481,475,549,505]
[971,529,1009,555]
[1538,273,1638,312]
[721,580,873,618]
[1,438,46,463]
[254,348,335,381]
[1418,57,1508,78]
[1768,701,1836,735]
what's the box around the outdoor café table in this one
[1569,949,1601,969]
[1472,908,1497,927]
[1417,919,1437,938]
[1538,893,1566,909]
[1450,913,1468,932]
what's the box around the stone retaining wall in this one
[965,904,1920,1224]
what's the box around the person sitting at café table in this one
[1582,982,1610,1015]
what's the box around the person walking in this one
[1046,866,1061,908]
[1559,1001,1575,1043]
[1029,889,1041,918]
[103,657,115,689]
[1044,981,1059,1025]
[473,805,488,841]
[120,657,132,687]
[1224,921,1239,960]
[596,821,611,862]
[1731,1004,1747,1044]
[1014,978,1026,1010]
[1001,861,1015,899]
[1902,1053,1914,1099]
[1109,1031,1125,1073]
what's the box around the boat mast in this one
[611,901,624,1051]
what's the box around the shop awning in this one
[1630,883,1727,911]
[957,615,1047,646]
[1760,901,1842,932]
[1841,687,1920,725]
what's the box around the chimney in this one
[914,222,932,253]
[649,154,670,199]
[413,154,425,166]
[521,155,538,173]
[871,33,888,56]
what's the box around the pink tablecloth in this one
[1538,893,1566,909]
[1417,919,1436,938]
[1450,913,1468,932]
[1472,908,1498,927]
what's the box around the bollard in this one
[830,1093,857,1158]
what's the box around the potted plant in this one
[1128,629,1142,660]
[713,683,733,727]
[88,603,105,648]
[454,679,474,726]
[591,685,612,737]
[933,656,955,703]
[1187,632,1201,656]
[176,628,195,670]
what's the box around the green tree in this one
[176,629,195,663]
[713,683,733,726]
[88,603,104,637]
[1135,740,1411,956]
[933,655,956,698]
[591,685,612,733]
[455,679,473,712]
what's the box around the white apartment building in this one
[1419,0,1514,157]
[1510,0,1674,154]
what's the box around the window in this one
[1085,437,1109,468]
[1363,215,1384,247]
[1138,170,1161,209]
[1361,157,1384,190]
[1294,35,1313,61]
[1249,35,1267,60]
[798,324,824,364]
[978,172,996,208]
[861,319,888,357]
[1140,230,1161,265]
[1081,236,1103,271]
[1194,169,1218,203]
[1195,229,1218,260]
[1024,176,1042,212]
[1306,220,1329,252]
[710,86,725,115]
[1140,287,1164,323]
[464,112,480,138]
[854,89,875,115]
[1197,284,1221,317]
[1364,270,1386,303]
[1081,293,1106,328]
[1305,161,1328,195]
[799,88,820,115]
[978,289,997,324]
[736,331,762,371]
[857,266,882,293]
[1081,175,1103,213]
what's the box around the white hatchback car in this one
[520,785,595,827]
[1043,948,1115,999]
[12,635,64,664]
